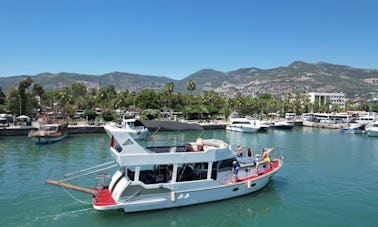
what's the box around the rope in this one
[61,186,93,205]
[62,164,117,182]
[64,161,116,178]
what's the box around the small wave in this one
[52,207,93,221]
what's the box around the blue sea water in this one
[0,127,377,227]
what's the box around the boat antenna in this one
[150,126,161,139]
[197,130,205,139]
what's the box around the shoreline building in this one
[308,92,345,109]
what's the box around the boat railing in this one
[202,139,227,148]
[146,145,187,153]
[61,161,117,182]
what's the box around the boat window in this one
[218,159,235,172]
[211,162,218,180]
[132,165,174,184]
[176,162,217,181]
[233,121,250,124]
[177,164,194,182]
[192,162,208,180]
[127,168,135,181]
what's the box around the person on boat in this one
[261,148,274,169]
[196,138,204,151]
[185,143,194,152]
[246,148,253,158]
[237,145,243,157]
[232,161,239,183]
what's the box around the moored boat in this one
[365,121,378,137]
[104,118,149,140]
[28,121,68,144]
[340,123,365,134]
[46,125,283,213]
[270,120,294,130]
[226,118,261,133]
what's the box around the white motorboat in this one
[46,125,283,213]
[365,121,378,137]
[226,118,261,133]
[104,118,149,140]
[270,120,294,130]
[340,123,365,134]
[28,121,68,144]
[257,120,270,132]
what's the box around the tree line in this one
[0,77,376,121]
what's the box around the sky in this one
[1,0,378,79]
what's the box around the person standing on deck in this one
[261,148,274,169]
[237,145,243,157]
[232,161,239,183]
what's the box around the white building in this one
[308,92,345,109]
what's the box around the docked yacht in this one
[365,121,378,137]
[226,118,261,133]
[46,126,283,213]
[270,120,294,130]
[340,123,365,134]
[104,118,149,141]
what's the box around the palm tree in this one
[292,93,302,115]
[186,80,196,104]
[164,82,174,118]
[32,83,44,113]
[18,77,33,115]
[53,90,74,119]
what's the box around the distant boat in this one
[340,123,365,134]
[365,121,378,137]
[270,120,294,130]
[226,118,260,133]
[257,120,270,132]
[28,121,68,144]
[104,118,149,141]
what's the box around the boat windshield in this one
[232,121,250,124]
[40,125,58,131]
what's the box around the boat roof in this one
[123,118,145,126]
[109,130,234,166]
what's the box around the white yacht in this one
[104,118,149,140]
[340,123,365,134]
[226,118,261,133]
[46,126,283,213]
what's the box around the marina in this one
[0,127,377,226]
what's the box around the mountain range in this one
[1,61,378,98]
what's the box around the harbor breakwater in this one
[0,125,105,136]
[0,120,346,136]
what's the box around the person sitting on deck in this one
[246,148,253,158]
[185,143,194,152]
[196,138,204,151]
